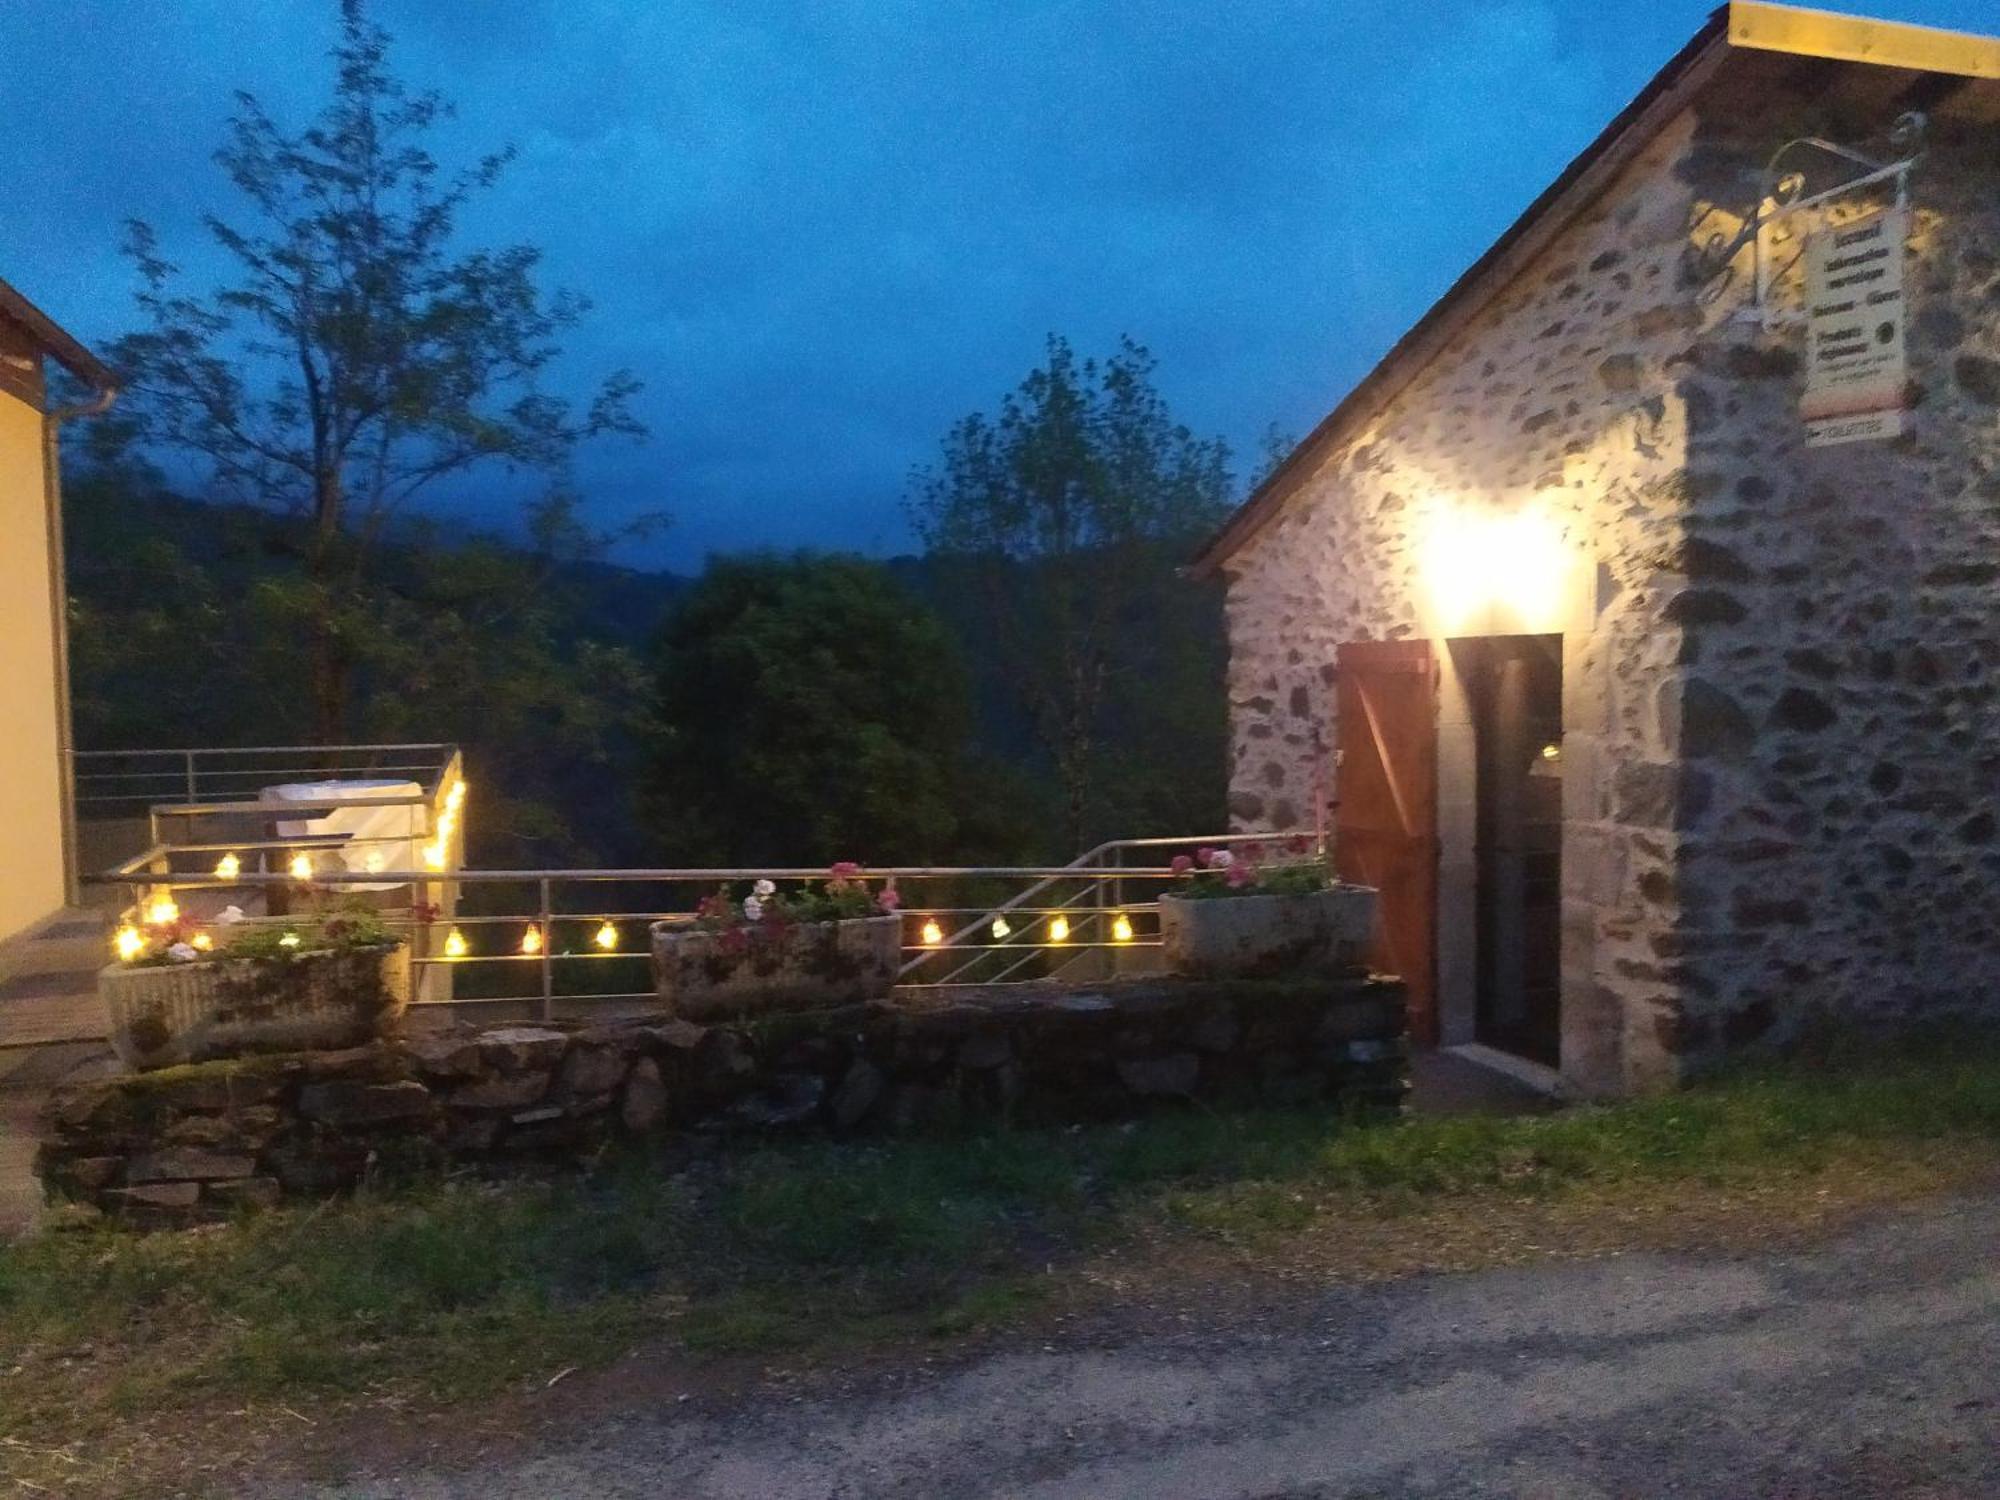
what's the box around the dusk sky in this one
[8,0,1992,571]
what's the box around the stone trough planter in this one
[1157,886,1376,979]
[651,913,901,1020]
[101,942,410,1072]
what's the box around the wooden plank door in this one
[1334,640,1439,1045]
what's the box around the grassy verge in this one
[6,1039,2000,1491]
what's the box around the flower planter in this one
[651,913,901,1020]
[1157,886,1376,979]
[101,942,410,1072]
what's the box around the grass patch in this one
[7,1037,2000,1491]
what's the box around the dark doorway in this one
[1458,635,1563,1066]
[1334,640,1439,1045]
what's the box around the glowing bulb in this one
[278,931,301,949]
[191,932,214,952]
[1047,915,1070,944]
[144,894,179,926]
[594,921,619,951]
[214,853,241,881]
[444,927,469,959]
[520,924,544,955]
[114,925,145,962]
[990,915,1012,940]
[289,853,313,882]
[1112,913,1134,943]
[920,918,944,946]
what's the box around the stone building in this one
[1192,3,2000,1096]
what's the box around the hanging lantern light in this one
[214,852,241,881]
[1111,913,1135,944]
[144,893,179,926]
[1047,914,1070,944]
[920,918,944,946]
[444,927,469,959]
[989,915,1012,940]
[113,925,145,962]
[289,852,314,882]
[520,924,544,956]
[594,921,620,951]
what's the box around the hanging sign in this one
[1801,206,1908,447]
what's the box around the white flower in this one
[1209,849,1235,869]
[752,879,776,898]
[167,942,199,963]
[217,905,246,926]
[743,896,764,922]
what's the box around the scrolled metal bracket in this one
[1688,111,1926,330]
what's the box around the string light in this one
[214,853,241,881]
[989,915,1012,940]
[444,927,469,959]
[278,931,301,949]
[1047,915,1070,944]
[920,918,944,946]
[520,925,544,955]
[289,853,314,882]
[594,921,620,951]
[114,926,145,962]
[1111,913,1134,944]
[144,894,179,926]
[191,932,214,952]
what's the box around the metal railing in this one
[96,832,1321,1022]
[73,743,460,817]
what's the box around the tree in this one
[642,554,973,867]
[106,0,645,742]
[909,336,1234,850]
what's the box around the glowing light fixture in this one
[1111,913,1135,944]
[114,925,145,962]
[920,918,944,946]
[192,932,214,952]
[989,915,1012,940]
[214,853,241,881]
[520,924,544,956]
[1047,915,1070,944]
[144,894,179,926]
[444,927,469,959]
[1420,500,1576,636]
[278,931,301,949]
[289,853,314,882]
[594,921,620,951]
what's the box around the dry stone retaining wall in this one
[38,975,1408,1225]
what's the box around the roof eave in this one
[0,278,118,396]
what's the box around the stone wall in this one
[1217,64,2000,1094]
[38,975,1408,1224]
[1655,100,2000,1066]
[1220,107,1712,1094]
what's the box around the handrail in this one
[74,742,455,758]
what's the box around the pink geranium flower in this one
[1195,847,1216,868]
[876,883,901,913]
[1170,854,1194,875]
[1225,861,1255,888]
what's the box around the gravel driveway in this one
[278,1194,2000,1499]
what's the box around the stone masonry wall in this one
[39,975,1408,1225]
[1221,109,1717,1095]
[1654,98,2000,1066]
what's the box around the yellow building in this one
[0,279,117,944]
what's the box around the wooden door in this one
[1334,640,1439,1045]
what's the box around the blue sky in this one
[7,1,1993,570]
